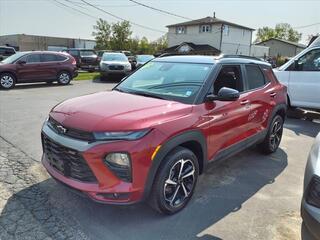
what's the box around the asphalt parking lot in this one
[0,80,319,240]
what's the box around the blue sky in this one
[1,0,319,44]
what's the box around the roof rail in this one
[218,54,263,61]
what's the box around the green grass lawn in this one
[74,72,100,81]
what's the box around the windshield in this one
[103,53,128,62]
[1,52,25,64]
[137,55,154,62]
[80,50,96,56]
[115,61,213,104]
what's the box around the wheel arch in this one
[143,130,207,200]
[0,71,17,81]
[268,103,287,129]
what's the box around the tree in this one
[255,23,302,43]
[152,34,168,53]
[92,18,111,50]
[110,21,132,50]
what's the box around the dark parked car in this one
[0,46,16,61]
[41,55,287,214]
[62,48,98,72]
[135,54,154,68]
[0,51,77,89]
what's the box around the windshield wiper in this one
[147,82,201,89]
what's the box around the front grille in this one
[42,133,97,183]
[109,65,124,70]
[48,117,94,141]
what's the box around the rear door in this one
[40,53,59,80]
[16,53,42,81]
[288,48,320,109]
[205,64,252,158]
[243,64,275,134]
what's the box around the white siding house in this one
[166,16,254,55]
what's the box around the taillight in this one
[306,176,320,208]
[71,57,76,66]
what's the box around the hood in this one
[50,91,192,132]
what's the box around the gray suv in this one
[302,132,320,240]
[99,52,131,80]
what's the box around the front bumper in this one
[301,200,320,240]
[41,121,162,204]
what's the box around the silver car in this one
[302,132,320,240]
[99,52,131,79]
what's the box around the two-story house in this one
[166,16,254,55]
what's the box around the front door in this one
[16,53,42,81]
[289,48,320,109]
[204,65,252,159]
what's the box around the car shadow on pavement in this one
[285,117,320,138]
[0,148,287,240]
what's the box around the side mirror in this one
[17,60,26,65]
[206,87,240,102]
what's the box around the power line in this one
[52,0,96,19]
[127,0,192,20]
[293,22,320,29]
[67,0,138,8]
[80,0,166,33]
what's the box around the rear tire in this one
[57,71,71,85]
[148,147,199,215]
[258,115,284,154]
[0,72,16,89]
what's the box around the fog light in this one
[104,153,132,182]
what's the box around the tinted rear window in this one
[246,65,265,90]
[42,54,57,62]
[56,55,68,61]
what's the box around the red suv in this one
[0,51,78,89]
[41,55,287,214]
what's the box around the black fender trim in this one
[142,130,207,200]
[267,103,287,129]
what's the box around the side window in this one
[56,55,68,61]
[41,54,57,62]
[5,48,15,56]
[213,65,243,94]
[260,65,275,83]
[297,49,320,71]
[245,65,265,90]
[69,50,79,56]
[26,54,41,63]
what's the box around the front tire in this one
[0,73,16,89]
[148,147,199,215]
[57,71,71,85]
[258,115,284,154]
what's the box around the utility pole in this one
[219,24,224,51]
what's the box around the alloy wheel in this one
[163,159,195,208]
[59,73,70,84]
[1,75,14,88]
[270,118,283,151]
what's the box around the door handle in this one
[240,100,250,105]
[270,92,277,97]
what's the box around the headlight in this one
[306,175,320,208]
[93,129,150,141]
[104,153,131,182]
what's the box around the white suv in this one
[274,37,320,111]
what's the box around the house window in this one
[201,25,211,33]
[176,26,186,34]
[223,25,229,36]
